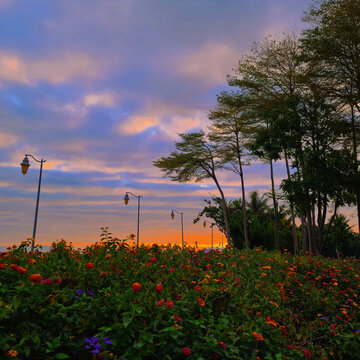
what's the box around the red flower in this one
[157,299,165,306]
[196,298,205,307]
[302,349,311,359]
[252,332,264,342]
[29,273,42,284]
[154,284,163,292]
[151,256,157,263]
[217,341,226,349]
[0,263,6,270]
[181,347,191,356]
[165,300,174,308]
[194,285,201,292]
[85,262,93,270]
[132,282,142,292]
[174,315,182,322]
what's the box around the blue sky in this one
[0,0,322,248]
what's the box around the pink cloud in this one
[176,43,242,85]
[0,51,101,84]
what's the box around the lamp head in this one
[20,156,30,175]
[203,220,206,228]
[124,193,129,205]
[171,211,175,220]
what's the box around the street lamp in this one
[203,220,215,249]
[20,154,46,252]
[171,210,184,248]
[124,192,142,247]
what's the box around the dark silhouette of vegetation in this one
[155,0,360,256]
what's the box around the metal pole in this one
[222,234,223,250]
[31,160,44,252]
[181,212,184,248]
[137,196,140,247]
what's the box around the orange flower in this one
[196,298,205,307]
[132,282,142,292]
[252,332,264,341]
[105,254,112,260]
[7,349,18,357]
[29,274,42,284]
[265,317,278,327]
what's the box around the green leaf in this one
[24,347,30,357]
[123,314,132,328]
[55,353,70,359]
[12,295,22,310]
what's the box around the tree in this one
[301,0,360,231]
[153,131,232,244]
[208,91,252,247]
[228,33,303,252]
[195,191,296,251]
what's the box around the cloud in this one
[117,101,205,138]
[0,131,18,147]
[176,43,241,85]
[118,116,159,135]
[83,93,116,107]
[0,51,100,85]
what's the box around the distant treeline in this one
[154,0,360,256]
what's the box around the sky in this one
[0,0,339,249]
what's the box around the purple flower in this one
[88,291,94,296]
[104,337,112,344]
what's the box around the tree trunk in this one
[301,215,307,252]
[238,154,249,247]
[270,159,279,250]
[213,174,232,245]
[320,203,339,253]
[284,148,298,254]
[307,210,314,253]
[351,105,360,232]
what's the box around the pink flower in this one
[43,278,54,285]
[181,347,191,356]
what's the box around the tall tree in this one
[228,33,304,252]
[301,0,360,231]
[153,131,232,244]
[208,91,252,247]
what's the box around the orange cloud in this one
[118,116,159,135]
[117,101,205,138]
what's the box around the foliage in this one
[1,238,360,359]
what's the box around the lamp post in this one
[171,210,184,248]
[124,192,142,247]
[203,220,215,249]
[20,154,46,252]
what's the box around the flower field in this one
[1,238,360,360]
